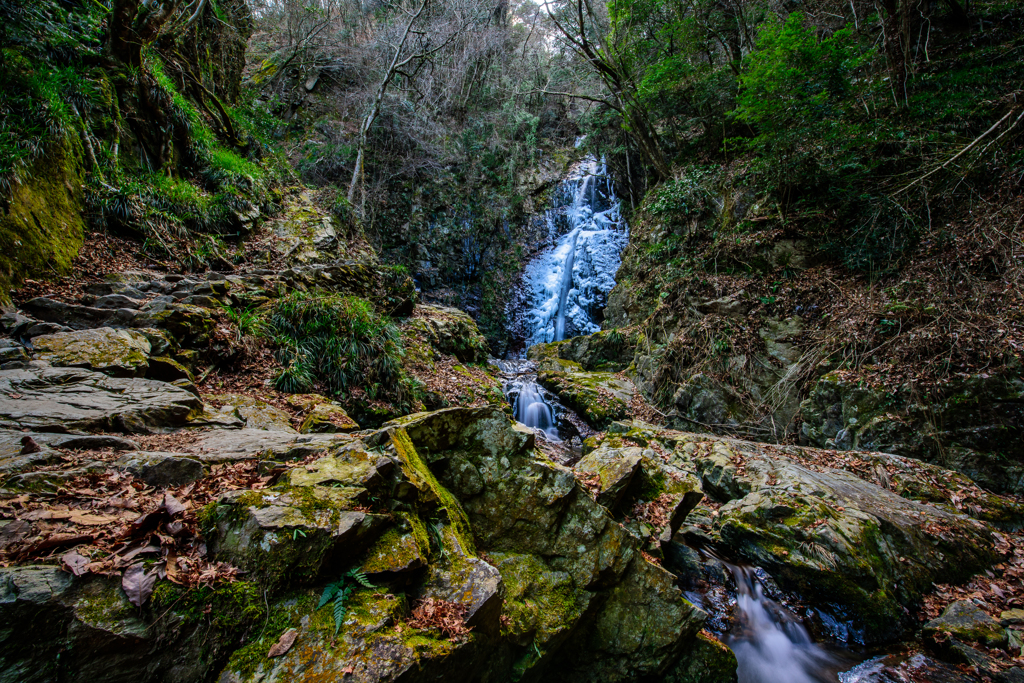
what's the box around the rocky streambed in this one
[2,359,1023,681]
[1,259,1023,682]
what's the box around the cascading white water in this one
[499,154,629,441]
[495,359,561,441]
[521,155,628,346]
[728,565,839,683]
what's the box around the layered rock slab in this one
[0,365,201,433]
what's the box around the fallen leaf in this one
[0,519,32,549]
[22,509,72,521]
[122,563,158,607]
[162,493,186,517]
[68,511,122,526]
[267,628,298,657]
[62,551,90,576]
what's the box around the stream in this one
[502,155,862,683]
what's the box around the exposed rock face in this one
[211,406,719,683]
[924,600,1008,648]
[32,327,152,377]
[0,565,251,683]
[800,371,1024,494]
[0,365,201,433]
[584,423,1013,645]
[403,306,490,363]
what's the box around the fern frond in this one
[318,581,341,609]
[348,568,375,589]
[333,593,348,634]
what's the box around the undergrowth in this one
[268,291,413,407]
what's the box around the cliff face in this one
[596,162,1024,492]
[0,0,261,303]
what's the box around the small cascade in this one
[728,565,840,683]
[520,155,628,346]
[494,359,561,442]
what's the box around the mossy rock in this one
[924,600,1008,648]
[33,327,152,378]
[300,401,359,433]
[404,305,490,363]
[0,135,85,304]
[536,370,632,430]
[208,486,390,589]
[206,393,295,432]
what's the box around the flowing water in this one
[520,155,629,347]
[499,155,629,442]
[495,358,561,442]
[504,156,866,681]
[727,565,847,683]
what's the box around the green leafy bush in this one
[268,291,410,405]
[731,13,868,194]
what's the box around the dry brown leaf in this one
[267,628,298,657]
[62,551,90,576]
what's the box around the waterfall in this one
[499,154,628,443]
[554,230,580,342]
[520,155,628,347]
[727,565,841,683]
[495,359,561,442]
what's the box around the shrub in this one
[268,291,411,405]
[730,13,868,196]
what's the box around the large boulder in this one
[536,369,633,430]
[216,406,718,683]
[403,305,490,363]
[32,327,152,377]
[0,565,261,683]
[0,365,201,433]
[586,423,1008,645]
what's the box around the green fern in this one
[318,568,376,635]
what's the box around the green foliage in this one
[0,0,106,194]
[319,568,375,635]
[731,13,868,193]
[268,291,411,405]
[648,166,719,217]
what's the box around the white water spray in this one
[728,565,839,683]
[521,156,628,346]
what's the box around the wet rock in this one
[115,451,205,487]
[536,369,632,430]
[529,328,640,373]
[32,327,152,377]
[706,449,999,643]
[924,600,1007,648]
[840,652,982,682]
[587,425,1007,644]
[0,365,201,433]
